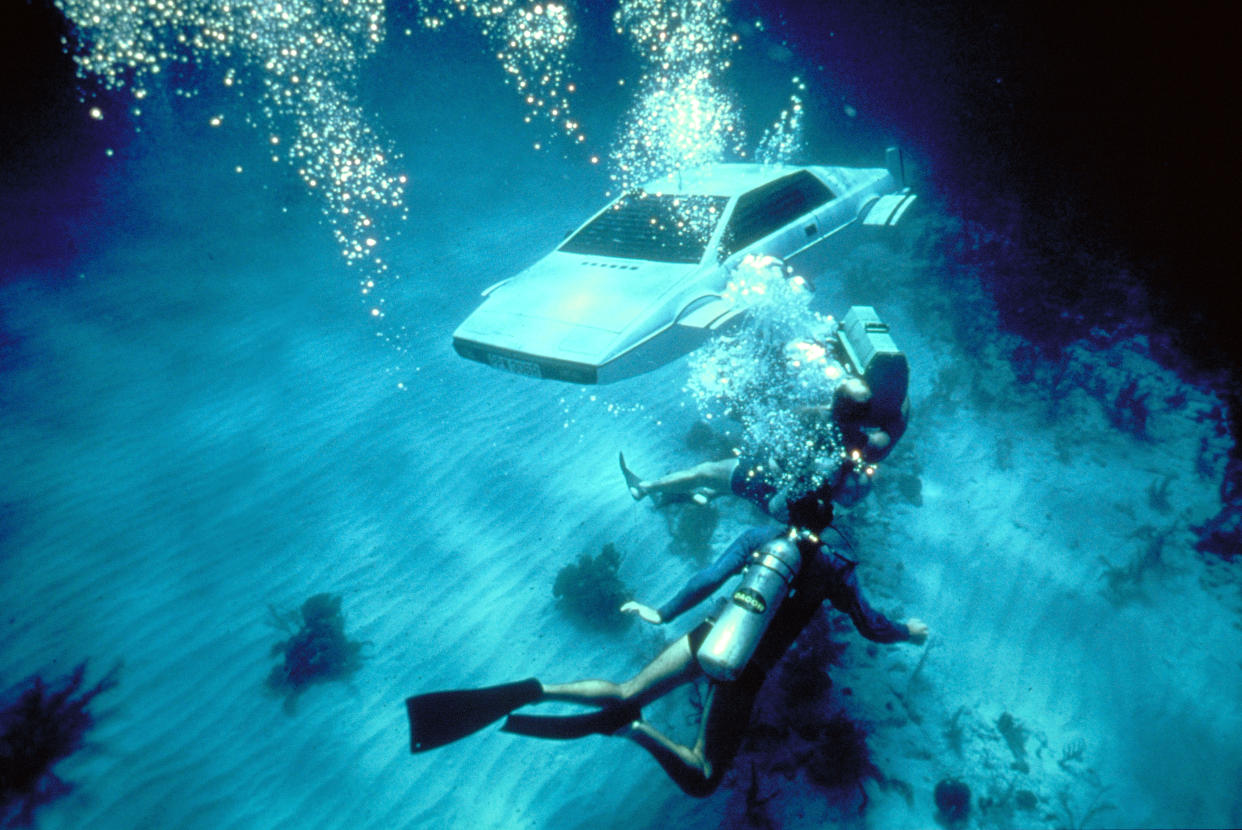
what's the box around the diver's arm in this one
[825,554,913,644]
[656,526,776,624]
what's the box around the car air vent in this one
[580,261,639,270]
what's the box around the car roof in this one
[639,163,810,198]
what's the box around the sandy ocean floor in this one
[3,4,1242,830]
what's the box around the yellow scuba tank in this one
[697,532,803,682]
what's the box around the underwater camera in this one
[836,305,909,422]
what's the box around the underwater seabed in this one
[782,218,1242,830]
[4,156,1240,829]
[2,58,1241,830]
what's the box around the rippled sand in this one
[3,64,1240,830]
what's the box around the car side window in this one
[721,171,835,258]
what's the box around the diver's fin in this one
[619,452,646,501]
[501,703,642,740]
[406,678,543,753]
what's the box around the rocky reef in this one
[552,543,632,631]
[0,662,118,827]
[267,593,365,713]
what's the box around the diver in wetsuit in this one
[621,303,910,517]
[405,492,928,796]
[620,373,909,514]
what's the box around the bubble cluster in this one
[755,82,806,165]
[55,0,409,332]
[687,255,849,500]
[609,0,744,193]
[413,1,580,146]
[55,0,815,370]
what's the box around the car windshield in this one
[559,192,729,264]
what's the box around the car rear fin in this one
[885,147,905,188]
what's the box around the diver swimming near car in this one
[404,491,928,796]
[621,304,910,518]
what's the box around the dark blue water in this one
[2,2,1239,828]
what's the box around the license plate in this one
[487,353,543,378]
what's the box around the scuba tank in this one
[698,532,803,682]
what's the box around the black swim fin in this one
[406,678,543,752]
[619,452,646,501]
[501,702,642,740]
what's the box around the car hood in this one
[454,252,700,360]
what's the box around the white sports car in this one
[452,149,916,384]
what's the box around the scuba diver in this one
[619,375,908,511]
[619,305,910,517]
[405,491,928,796]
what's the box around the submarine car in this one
[452,149,916,384]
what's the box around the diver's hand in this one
[906,618,929,645]
[621,601,662,625]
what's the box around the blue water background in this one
[2,2,1240,828]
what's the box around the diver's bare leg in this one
[541,633,701,707]
[622,682,718,792]
[639,459,738,501]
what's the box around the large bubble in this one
[609,0,742,192]
[55,0,811,366]
[754,89,805,165]
[414,1,581,147]
[56,0,409,342]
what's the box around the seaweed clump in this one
[995,711,1030,772]
[267,593,365,712]
[933,778,971,825]
[802,712,879,793]
[1194,512,1241,561]
[552,543,631,631]
[1,662,118,827]
[775,612,847,708]
[1193,461,1242,561]
[1098,524,1175,605]
[1107,378,1150,438]
[663,502,719,564]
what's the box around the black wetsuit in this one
[729,455,782,510]
[728,383,909,517]
[656,525,909,796]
